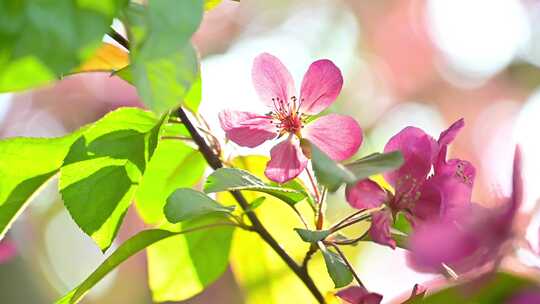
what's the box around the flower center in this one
[269,96,306,137]
[392,174,422,211]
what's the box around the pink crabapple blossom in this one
[219,53,362,183]
[345,119,475,249]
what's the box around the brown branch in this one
[107,28,325,302]
[176,107,326,303]
[108,28,129,50]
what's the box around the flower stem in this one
[176,107,326,304]
[316,188,327,230]
[329,206,385,233]
[107,28,129,49]
[306,167,321,203]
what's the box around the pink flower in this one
[335,286,383,304]
[345,119,475,249]
[219,53,362,183]
[0,239,16,263]
[407,146,523,274]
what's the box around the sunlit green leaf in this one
[344,151,403,181]
[0,0,127,92]
[244,196,266,213]
[164,188,235,223]
[147,216,234,302]
[304,140,355,192]
[60,107,163,251]
[294,228,331,243]
[135,141,206,224]
[0,131,84,239]
[204,168,307,206]
[60,157,138,251]
[124,0,204,113]
[320,245,353,288]
[55,223,234,304]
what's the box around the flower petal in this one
[303,114,362,161]
[438,118,464,146]
[434,119,465,173]
[219,110,276,148]
[252,53,295,108]
[413,179,443,222]
[336,286,383,304]
[416,159,475,222]
[407,219,480,273]
[435,159,475,219]
[369,211,396,249]
[346,179,387,210]
[299,59,343,115]
[383,126,437,190]
[265,137,308,183]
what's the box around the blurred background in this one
[1,0,540,303]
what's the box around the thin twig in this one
[328,209,366,231]
[302,243,318,270]
[161,136,193,141]
[292,206,310,229]
[306,167,321,203]
[332,230,370,246]
[316,188,327,230]
[108,28,129,50]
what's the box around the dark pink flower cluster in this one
[346,119,475,250]
[407,146,524,274]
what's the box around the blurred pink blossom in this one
[0,239,16,263]
[408,146,523,274]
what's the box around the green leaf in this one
[147,216,234,302]
[164,188,235,223]
[304,139,355,192]
[54,223,234,304]
[320,245,353,288]
[124,0,204,113]
[135,141,206,224]
[113,65,133,84]
[0,131,84,239]
[59,107,163,251]
[60,157,138,251]
[204,168,307,206]
[344,151,404,181]
[244,196,266,213]
[422,272,537,304]
[0,0,127,92]
[294,228,331,243]
[393,212,412,235]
